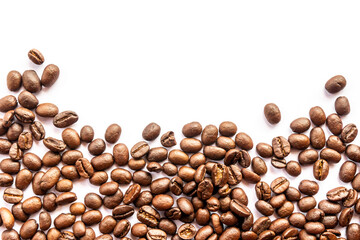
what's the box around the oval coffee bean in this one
[272,136,290,159]
[142,122,161,140]
[290,117,311,133]
[0,95,17,112]
[105,123,121,143]
[313,159,329,181]
[182,121,202,138]
[201,125,218,145]
[325,75,346,93]
[235,132,253,150]
[30,121,46,141]
[340,161,357,182]
[41,64,60,87]
[18,90,39,109]
[43,137,66,152]
[341,123,358,143]
[326,113,343,135]
[0,207,15,230]
[40,167,61,191]
[22,70,42,93]
[7,70,22,91]
[270,177,289,194]
[309,106,326,126]
[36,103,59,117]
[53,111,79,128]
[264,103,281,124]
[3,188,23,204]
[80,125,94,143]
[310,127,326,149]
[28,49,44,64]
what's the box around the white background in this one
[0,0,360,238]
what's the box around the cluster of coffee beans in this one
[0,50,359,240]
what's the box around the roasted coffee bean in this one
[161,131,177,147]
[53,111,79,128]
[70,202,86,216]
[299,180,319,196]
[23,70,42,93]
[47,228,61,240]
[272,136,290,158]
[56,192,77,205]
[0,95,17,112]
[170,176,183,196]
[91,153,114,170]
[341,123,358,143]
[40,167,61,191]
[43,137,66,152]
[289,212,306,228]
[322,216,338,229]
[255,181,271,201]
[7,70,22,91]
[147,147,168,162]
[39,211,52,231]
[306,209,325,222]
[36,103,59,117]
[269,218,290,234]
[123,184,141,204]
[327,187,349,201]
[269,194,286,209]
[195,208,210,225]
[152,194,174,211]
[146,229,167,240]
[6,123,23,141]
[14,107,35,123]
[289,134,310,150]
[3,110,15,128]
[216,136,235,151]
[76,158,94,178]
[99,216,117,234]
[28,49,44,64]
[131,223,148,237]
[132,171,152,186]
[304,222,325,235]
[90,171,109,186]
[61,150,82,164]
[178,166,196,182]
[0,158,20,174]
[3,188,23,204]
[82,210,102,226]
[203,146,225,160]
[99,181,119,195]
[180,138,202,153]
[347,223,360,240]
[327,135,345,153]
[150,177,170,194]
[326,113,343,135]
[219,227,241,240]
[188,153,205,169]
[130,141,150,159]
[177,197,194,216]
[30,121,46,141]
[54,213,76,229]
[231,187,248,206]
[61,128,81,149]
[0,207,15,230]
[18,90,39,109]
[2,229,20,240]
[230,199,250,217]
[178,223,196,239]
[206,196,220,211]
[310,127,326,149]
[339,208,353,227]
[15,169,32,190]
[320,148,341,163]
[137,205,160,227]
[104,123,121,143]
[43,193,57,212]
[335,96,350,115]
[298,196,317,212]
[72,221,86,237]
[56,179,73,192]
[256,142,273,158]
[112,143,129,166]
[165,207,181,221]
[264,103,281,124]
[112,205,134,220]
[325,75,346,93]
[226,164,242,185]
[251,157,267,175]
[23,153,42,170]
[182,121,202,138]
[255,200,274,216]
[218,121,236,137]
[163,162,178,176]
[12,203,29,222]
[241,168,260,183]
[298,149,318,165]
[158,218,177,235]
[271,157,286,168]
[197,178,213,199]
[80,125,94,143]
[290,117,311,133]
[235,132,253,150]
[41,64,60,87]
[23,196,42,214]
[318,200,341,214]
[113,219,131,238]
[130,158,146,170]
[270,177,289,194]
[111,168,131,184]
[201,125,218,145]
[253,216,271,235]
[285,160,301,176]
[32,171,47,195]
[211,163,229,187]
[285,187,301,202]
[168,149,189,165]
[309,106,326,126]
[313,159,329,181]
[84,193,102,209]
[141,122,161,140]
[346,144,360,162]
[20,219,38,239]
[343,189,358,207]
[18,132,33,150]
[0,173,13,187]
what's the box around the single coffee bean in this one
[147,147,168,162]
[251,157,267,175]
[313,159,329,181]
[73,221,86,238]
[161,131,177,147]
[18,90,39,109]
[111,168,131,184]
[218,121,237,136]
[235,132,253,150]
[181,121,201,138]
[219,227,241,240]
[30,121,46,141]
[137,205,160,227]
[15,169,32,190]
[3,188,23,204]
[131,223,148,237]
[299,180,319,196]
[230,199,251,217]
[32,172,46,195]
[256,142,273,158]
[290,117,311,133]
[47,228,61,240]
[99,216,117,234]
[327,135,346,153]
[6,123,23,141]
[43,137,66,152]
[22,196,42,214]
[320,148,341,163]
[310,127,326,149]
[70,202,86,216]
[338,208,353,227]
[0,207,15,230]
[272,136,290,159]
[19,219,38,239]
[56,192,77,205]
[321,216,338,229]
[40,166,61,191]
[158,218,177,235]
[289,213,306,229]
[346,144,360,162]
[28,49,44,64]
[288,133,310,150]
[180,138,202,153]
[343,189,358,207]
[147,229,167,240]
[201,125,218,145]
[269,218,290,234]
[99,181,119,195]
[112,143,129,166]
[103,192,122,208]
[112,205,135,220]
[347,223,360,240]
[178,166,195,182]
[76,158,94,178]
[318,200,341,215]
[341,123,358,143]
[142,122,161,140]
[23,152,42,171]
[54,213,76,229]
[271,157,286,168]
[285,160,301,176]
[0,173,13,187]
[87,138,106,156]
[298,149,318,165]
[133,170,152,186]
[339,161,357,182]
[134,191,153,208]
[152,194,174,211]
[129,158,146,170]
[14,107,35,123]
[335,96,350,115]
[211,163,229,187]
[255,181,271,201]
[325,75,346,93]
[39,211,52,231]
[82,210,103,226]
[56,179,73,192]
[53,111,79,128]
[36,103,59,117]
[7,70,22,91]
[105,123,121,143]
[204,145,226,160]
[264,103,281,124]
[130,141,150,159]
[11,203,29,222]
[61,150,82,164]
[304,222,325,235]
[309,106,326,126]
[327,187,349,201]
[255,200,274,216]
[123,184,141,204]
[2,229,20,240]
[277,201,294,218]
[270,177,289,194]
[18,132,33,150]
[0,95,17,112]
[41,64,60,87]
[84,193,103,209]
[22,70,42,93]
[91,153,114,171]
[306,209,325,222]
[326,113,343,135]
[0,158,20,174]
[216,136,236,151]
[178,224,196,240]
[80,125,94,142]
[3,110,15,128]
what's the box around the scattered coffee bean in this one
[264,103,281,124]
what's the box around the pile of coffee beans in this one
[0,50,359,240]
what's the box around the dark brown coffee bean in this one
[112,205,134,220]
[334,96,350,115]
[90,171,109,186]
[30,121,45,141]
[134,191,153,208]
[269,194,286,209]
[277,201,294,217]
[91,153,114,170]
[47,228,61,240]
[2,229,20,240]
[70,202,86,216]
[269,218,290,234]
[270,177,289,194]
[298,196,317,212]
[252,216,271,235]
[75,158,94,178]
[0,207,15,230]
[327,135,346,153]
[32,171,46,195]
[41,64,60,87]
[137,205,160,227]
[99,216,117,234]
[347,223,360,240]
[326,113,343,135]
[123,184,141,204]
[35,103,59,117]
[131,223,148,237]
[313,159,329,181]
[11,203,29,222]
[322,216,338,229]
[7,70,22,91]
[54,213,76,229]
[271,157,286,168]
[112,143,129,166]
[132,170,152,186]
[110,168,131,184]
[60,150,80,165]
[146,229,167,240]
[40,166,61,191]
[53,111,79,128]
[82,210,102,226]
[310,127,326,149]
[165,150,187,166]
[309,106,326,126]
[72,221,86,238]
[285,160,301,176]
[298,180,319,196]
[14,107,35,123]
[272,136,290,159]
[6,123,23,141]
[0,173,13,187]
[346,144,360,162]
[327,187,349,201]
[161,131,177,147]
[203,145,225,160]
[318,200,341,214]
[288,133,310,150]
[3,110,15,128]
[320,148,341,163]
[23,153,42,171]
[216,136,236,151]
[43,137,66,152]
[229,199,251,217]
[338,208,353,227]
[28,49,44,64]
[255,142,273,158]
[163,162,178,176]
[180,138,202,153]
[80,125,94,143]
[23,70,42,93]
[140,122,161,141]
[18,90,39,109]
[201,124,218,145]
[218,121,236,136]
[0,95,17,112]
[39,211,51,231]
[264,103,281,124]
[343,189,358,207]
[241,168,260,183]
[3,188,23,204]
[290,117,311,133]
[56,192,77,205]
[130,141,149,159]
[255,200,274,216]
[306,209,325,222]
[19,219,38,239]
[289,212,306,229]
[251,157,267,175]
[298,149,318,165]
[84,193,102,209]
[147,147,168,162]
[235,132,253,150]
[128,158,145,170]
[22,196,42,215]
[0,158,20,174]
[341,123,358,143]
[338,161,355,184]
[177,197,194,216]
[104,123,121,144]
[255,181,271,201]
[325,75,346,93]
[43,193,57,212]
[15,169,32,190]
[177,223,196,240]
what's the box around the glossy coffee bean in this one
[41,64,60,87]
[0,95,17,112]
[54,213,76,229]
[201,125,218,145]
[178,224,196,240]
[298,180,319,196]
[335,96,350,115]
[347,223,360,240]
[309,106,326,126]
[147,229,167,240]
[90,171,109,186]
[290,117,311,133]
[113,143,129,166]
[3,188,23,204]
[251,157,267,175]
[15,169,32,190]
[182,121,202,138]
[105,123,121,143]
[325,75,346,93]
[56,192,77,205]
[70,202,86,216]
[22,196,42,215]
[18,90,39,109]
[320,148,341,163]
[285,161,301,176]
[85,193,103,209]
[39,211,52,231]
[339,161,356,182]
[82,210,103,226]
[327,187,349,201]
[112,205,134,220]
[161,131,177,147]
[42,193,57,212]
[20,219,38,239]
[80,125,94,142]
[264,103,281,124]
[235,132,253,150]
[23,70,42,93]
[313,159,329,181]
[53,111,79,128]
[36,103,59,117]
[270,177,289,194]
[288,134,310,150]
[30,121,46,141]
[137,205,160,227]
[7,70,22,91]
[341,123,358,143]
[272,136,290,159]
[326,113,343,135]
[43,137,66,152]
[123,184,141,204]
[310,127,326,149]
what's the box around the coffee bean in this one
[203,145,226,160]
[255,200,274,216]
[299,180,319,196]
[327,187,349,201]
[137,205,160,227]
[134,191,153,208]
[43,137,66,152]
[58,230,76,240]
[309,106,326,126]
[15,168,32,190]
[161,131,177,147]
[23,196,42,214]
[341,123,358,143]
[288,133,310,149]
[17,131,33,150]
[123,184,141,204]
[347,223,360,240]
[270,177,289,194]
[2,229,20,240]
[289,117,311,133]
[76,158,94,178]
[14,107,35,123]
[20,219,38,239]
[180,138,202,153]
[56,192,77,205]
[327,135,346,153]
[250,157,267,175]
[112,205,134,220]
[0,173,13,187]
[18,90,39,109]
[277,201,294,218]
[29,121,45,141]
[272,136,290,159]
[0,95,17,112]
[3,188,23,204]
[181,121,202,138]
[289,212,306,228]
[235,132,253,150]
[130,141,149,159]
[326,113,343,135]
[346,144,360,162]
[104,123,121,143]
[41,64,60,87]
[216,136,235,151]
[110,168,131,184]
[23,70,42,93]
[82,210,102,226]
[298,149,318,165]
[271,157,286,168]
[99,216,117,234]
[72,221,86,237]
[91,153,114,171]
[255,181,271,201]
[32,171,46,195]
[178,166,196,182]
[130,158,146,170]
[178,223,196,240]
[256,142,273,158]
[140,122,161,141]
[56,179,73,192]
[40,166,61,191]
[230,199,251,217]
[23,153,42,171]
[285,187,301,202]
[28,49,44,64]
[264,103,281,124]
[313,159,329,181]
[152,194,174,211]
[339,161,356,182]
[318,200,341,214]
[0,158,20,174]
[343,188,358,207]
[201,125,218,145]
[53,111,79,128]
[36,103,59,117]
[84,193,102,209]
[310,127,326,149]
[6,123,23,141]
[304,222,325,235]
[11,203,29,222]
[54,213,76,229]
[338,208,353,227]
[285,160,301,176]
[0,207,15,230]
[131,223,148,237]
[325,75,346,93]
[219,227,241,240]
[39,211,52,231]
[70,202,86,216]
[80,125,94,143]
[334,96,350,115]
[147,147,168,162]
[320,148,341,163]
[306,208,325,222]
[61,165,80,181]
[146,229,167,240]
[7,70,22,91]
